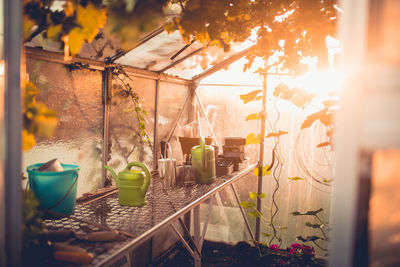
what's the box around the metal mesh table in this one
[44,164,256,266]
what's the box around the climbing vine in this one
[111,66,151,145]
[240,80,337,253]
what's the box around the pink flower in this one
[302,245,315,255]
[279,259,286,265]
[288,248,297,254]
[270,244,280,252]
[291,243,301,249]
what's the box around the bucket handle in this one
[45,173,78,211]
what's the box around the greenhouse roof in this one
[25,26,255,81]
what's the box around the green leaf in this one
[245,112,261,121]
[240,90,262,104]
[265,130,288,138]
[288,176,306,181]
[292,93,310,108]
[254,67,265,74]
[247,202,256,208]
[240,201,255,208]
[249,192,258,200]
[249,211,263,218]
[301,108,333,129]
[322,99,338,108]
[259,193,266,199]
[291,208,324,216]
[253,165,271,176]
[317,142,331,148]
[305,222,324,229]
[122,108,133,113]
[296,235,321,242]
[261,232,271,237]
[273,83,290,98]
[246,133,262,146]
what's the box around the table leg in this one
[193,205,201,267]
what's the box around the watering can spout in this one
[104,165,119,187]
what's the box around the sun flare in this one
[292,69,344,97]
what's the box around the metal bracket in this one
[170,195,214,267]
[170,223,198,260]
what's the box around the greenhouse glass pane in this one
[197,61,334,256]
[197,173,257,244]
[107,74,155,174]
[23,59,103,197]
[157,81,190,164]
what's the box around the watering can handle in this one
[164,142,173,159]
[200,137,207,171]
[126,162,151,194]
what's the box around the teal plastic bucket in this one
[27,163,80,216]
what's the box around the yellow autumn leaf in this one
[67,3,107,55]
[47,24,62,40]
[23,16,36,40]
[220,31,231,43]
[163,22,176,34]
[195,31,211,46]
[25,81,39,108]
[245,112,261,121]
[35,114,58,137]
[246,133,262,145]
[76,3,107,41]
[63,0,75,17]
[68,28,86,55]
[23,130,36,151]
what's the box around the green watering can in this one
[104,162,151,207]
[191,137,216,184]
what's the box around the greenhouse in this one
[1,0,400,266]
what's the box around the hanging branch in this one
[111,66,152,148]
